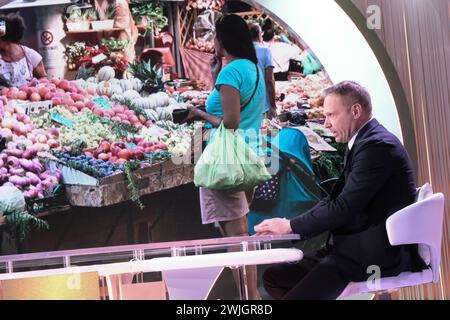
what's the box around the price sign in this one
[92,53,107,64]
[92,96,113,110]
[125,143,138,148]
[51,113,74,129]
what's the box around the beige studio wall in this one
[249,0,450,299]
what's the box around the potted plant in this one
[130,0,168,36]
[64,42,87,70]
[101,37,130,53]
[91,1,116,30]
[65,5,91,32]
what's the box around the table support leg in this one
[236,266,249,300]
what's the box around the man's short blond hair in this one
[323,81,372,113]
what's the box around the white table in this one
[0,235,302,300]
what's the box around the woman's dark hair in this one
[140,50,163,67]
[0,13,26,44]
[215,14,257,64]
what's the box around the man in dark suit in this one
[254,81,426,299]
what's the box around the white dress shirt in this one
[348,117,374,150]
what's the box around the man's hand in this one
[254,218,293,235]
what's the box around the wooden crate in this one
[65,159,195,207]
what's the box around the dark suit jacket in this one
[290,119,426,281]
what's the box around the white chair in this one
[338,184,445,298]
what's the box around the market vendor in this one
[0,13,47,88]
[94,0,138,62]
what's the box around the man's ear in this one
[352,103,363,119]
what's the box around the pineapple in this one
[127,61,164,94]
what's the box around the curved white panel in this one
[255,0,403,141]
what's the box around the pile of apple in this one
[0,103,61,151]
[1,78,91,104]
[87,103,153,129]
[85,138,168,164]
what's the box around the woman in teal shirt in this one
[186,14,266,300]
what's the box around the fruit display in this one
[0,104,62,200]
[52,152,122,179]
[185,0,225,11]
[275,71,332,119]
[180,90,209,107]
[305,107,325,120]
[185,38,215,54]
[84,139,168,164]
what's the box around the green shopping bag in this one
[194,123,271,191]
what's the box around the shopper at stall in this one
[254,81,427,299]
[184,14,266,300]
[263,28,303,81]
[0,13,47,88]
[94,0,138,61]
[248,23,276,119]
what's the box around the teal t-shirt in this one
[205,59,266,154]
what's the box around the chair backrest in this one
[386,192,445,283]
[415,183,434,264]
[416,183,433,202]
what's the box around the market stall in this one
[0,0,344,257]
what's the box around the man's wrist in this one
[285,218,293,233]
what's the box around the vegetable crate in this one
[64,159,195,207]
[26,185,69,215]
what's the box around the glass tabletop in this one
[0,234,300,273]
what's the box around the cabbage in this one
[0,186,26,217]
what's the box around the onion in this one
[22,146,38,159]
[6,141,17,150]
[24,188,38,199]
[0,167,8,175]
[5,148,23,158]
[41,179,53,190]
[9,167,25,176]
[0,158,3,168]
[26,172,41,185]
[25,124,35,132]
[0,153,7,162]
[19,158,42,174]
[0,128,13,139]
[9,175,26,186]
[1,117,15,129]
[6,156,20,167]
